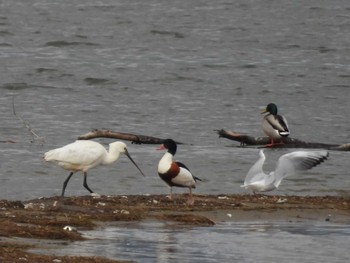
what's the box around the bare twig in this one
[12,95,45,144]
[0,140,16,143]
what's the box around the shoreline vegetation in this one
[1,194,349,262]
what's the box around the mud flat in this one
[1,194,349,262]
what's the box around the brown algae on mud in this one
[0,194,350,262]
[1,195,350,231]
[0,242,130,263]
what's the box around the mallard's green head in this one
[262,103,278,115]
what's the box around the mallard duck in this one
[241,150,329,194]
[262,103,289,146]
[157,139,201,205]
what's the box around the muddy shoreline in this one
[1,194,349,262]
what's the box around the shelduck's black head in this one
[160,139,177,155]
[262,103,278,115]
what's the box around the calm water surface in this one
[34,220,350,263]
[1,0,350,261]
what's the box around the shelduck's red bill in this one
[157,144,166,151]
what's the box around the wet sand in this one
[1,194,349,262]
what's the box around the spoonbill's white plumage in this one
[241,150,329,193]
[262,103,290,146]
[157,139,201,205]
[44,140,145,196]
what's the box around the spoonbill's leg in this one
[83,172,94,194]
[61,172,74,197]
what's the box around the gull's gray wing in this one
[273,151,329,188]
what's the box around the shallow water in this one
[0,0,349,200]
[33,220,350,263]
[1,0,350,261]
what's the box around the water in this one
[34,220,350,263]
[1,0,350,261]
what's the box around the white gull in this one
[241,150,329,193]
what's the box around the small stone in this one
[276,198,288,204]
[24,203,34,209]
[91,193,101,198]
[121,210,130,215]
[63,225,77,231]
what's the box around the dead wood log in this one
[78,129,182,145]
[215,129,350,151]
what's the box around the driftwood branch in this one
[78,129,183,145]
[216,129,350,151]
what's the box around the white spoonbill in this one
[241,150,329,194]
[157,139,202,205]
[44,140,145,196]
